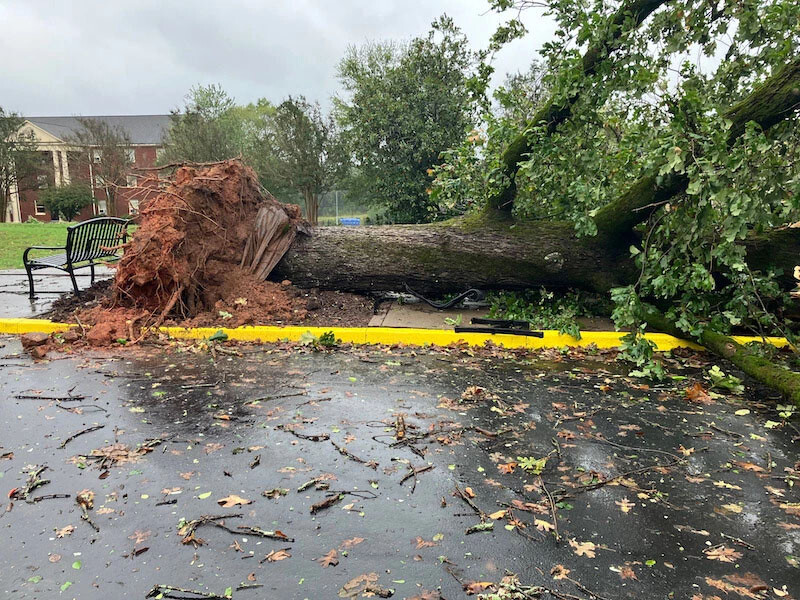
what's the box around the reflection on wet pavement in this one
[0,336,798,599]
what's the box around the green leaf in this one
[208,330,228,342]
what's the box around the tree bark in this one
[273,216,800,296]
[274,215,635,295]
[488,0,672,211]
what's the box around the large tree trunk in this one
[274,216,634,295]
[272,215,800,296]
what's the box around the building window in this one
[126,148,136,163]
[93,149,102,163]
[97,199,108,216]
[129,199,140,215]
[126,175,138,187]
[94,175,104,189]
[35,201,46,215]
[36,174,48,190]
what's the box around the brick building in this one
[5,115,171,222]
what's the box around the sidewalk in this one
[0,267,115,319]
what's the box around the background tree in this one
[255,97,342,224]
[40,182,93,221]
[160,84,249,163]
[335,16,478,223]
[0,108,38,222]
[69,118,133,217]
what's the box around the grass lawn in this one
[0,222,74,269]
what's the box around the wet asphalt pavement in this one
[0,335,798,600]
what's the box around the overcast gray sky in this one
[0,0,556,116]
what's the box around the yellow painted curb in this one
[0,318,74,335]
[0,317,790,352]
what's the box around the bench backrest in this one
[66,217,129,263]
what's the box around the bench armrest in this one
[23,245,66,263]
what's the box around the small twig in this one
[14,394,86,401]
[399,464,434,493]
[721,532,756,550]
[146,584,230,599]
[453,484,486,520]
[275,425,329,442]
[58,424,105,449]
[331,441,377,469]
[540,476,560,543]
[703,421,743,438]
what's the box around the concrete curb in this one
[0,317,790,351]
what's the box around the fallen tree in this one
[275,57,800,295]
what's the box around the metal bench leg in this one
[25,264,36,299]
[90,263,95,285]
[67,266,79,295]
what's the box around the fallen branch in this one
[179,514,294,547]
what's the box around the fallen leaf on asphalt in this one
[569,539,597,558]
[686,382,713,405]
[497,462,517,474]
[414,536,439,548]
[616,498,635,513]
[217,494,252,507]
[76,489,94,510]
[317,549,339,567]
[704,546,742,562]
[465,581,495,594]
[339,537,365,550]
[733,460,764,473]
[128,530,151,544]
[488,509,507,520]
[264,548,291,562]
[618,565,638,580]
[720,503,742,514]
[56,525,75,538]
[204,442,223,454]
[550,565,570,580]
[535,519,555,532]
[339,572,379,598]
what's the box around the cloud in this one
[0,0,555,115]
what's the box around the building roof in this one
[26,115,172,145]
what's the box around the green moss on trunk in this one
[644,308,800,407]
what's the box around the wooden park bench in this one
[23,217,130,299]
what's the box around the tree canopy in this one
[335,16,479,223]
[432,0,800,372]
